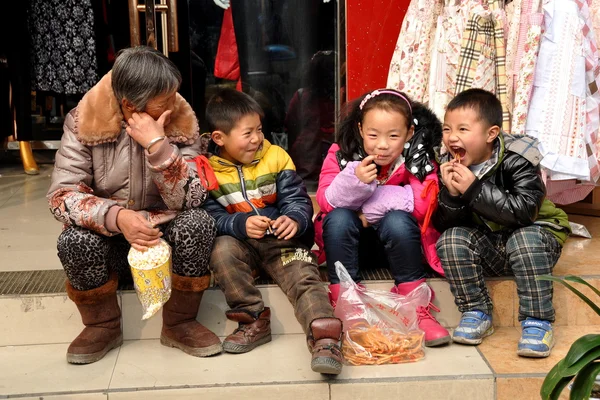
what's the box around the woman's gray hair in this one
[111,46,182,111]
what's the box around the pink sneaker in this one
[392,279,451,347]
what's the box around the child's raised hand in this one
[440,162,461,197]
[246,215,272,239]
[451,163,477,194]
[355,155,378,184]
[271,215,299,240]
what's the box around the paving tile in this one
[330,378,494,400]
[496,377,568,400]
[478,326,600,375]
[0,343,118,396]
[108,384,329,400]
[18,394,108,400]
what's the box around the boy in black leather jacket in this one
[433,89,570,358]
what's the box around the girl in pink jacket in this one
[315,89,450,347]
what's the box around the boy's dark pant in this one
[209,235,333,334]
[436,225,562,322]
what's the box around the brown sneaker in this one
[223,307,272,354]
[308,318,343,375]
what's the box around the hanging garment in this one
[504,0,524,112]
[387,0,442,102]
[214,7,242,90]
[511,13,543,135]
[591,0,600,42]
[455,0,510,132]
[428,1,471,120]
[525,0,600,193]
[29,0,99,94]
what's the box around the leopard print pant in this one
[57,208,216,290]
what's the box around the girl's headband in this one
[359,89,412,114]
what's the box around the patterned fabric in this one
[504,0,524,111]
[511,14,544,136]
[436,225,562,322]
[525,0,600,184]
[387,0,442,102]
[428,3,470,121]
[58,209,217,291]
[29,0,99,94]
[592,0,600,39]
[455,1,510,132]
[209,235,333,334]
[575,0,600,183]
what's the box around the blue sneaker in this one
[452,310,494,345]
[517,318,554,358]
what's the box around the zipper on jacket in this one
[236,165,261,216]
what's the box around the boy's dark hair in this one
[446,88,502,128]
[206,88,265,134]
[337,89,413,160]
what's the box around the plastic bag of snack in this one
[127,239,172,320]
[333,261,427,365]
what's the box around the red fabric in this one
[192,155,219,191]
[214,7,241,89]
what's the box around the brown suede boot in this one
[65,274,123,364]
[307,318,344,375]
[160,274,222,357]
[222,307,272,354]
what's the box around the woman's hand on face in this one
[126,110,172,150]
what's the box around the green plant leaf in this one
[550,376,575,400]
[540,360,571,400]
[538,276,600,316]
[562,335,600,374]
[564,275,600,299]
[570,362,600,400]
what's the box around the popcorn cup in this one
[127,239,172,320]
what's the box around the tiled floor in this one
[0,164,63,271]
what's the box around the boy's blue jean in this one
[323,208,425,285]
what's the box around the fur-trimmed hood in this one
[74,71,199,146]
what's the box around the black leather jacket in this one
[433,134,570,244]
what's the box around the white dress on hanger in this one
[525,0,600,203]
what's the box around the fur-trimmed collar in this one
[74,71,199,146]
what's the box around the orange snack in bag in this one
[342,323,425,365]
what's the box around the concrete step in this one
[3,274,600,347]
[3,326,598,399]
[0,333,495,399]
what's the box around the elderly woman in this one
[48,46,220,364]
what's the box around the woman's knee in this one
[57,227,110,290]
[166,208,216,247]
[57,226,106,260]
